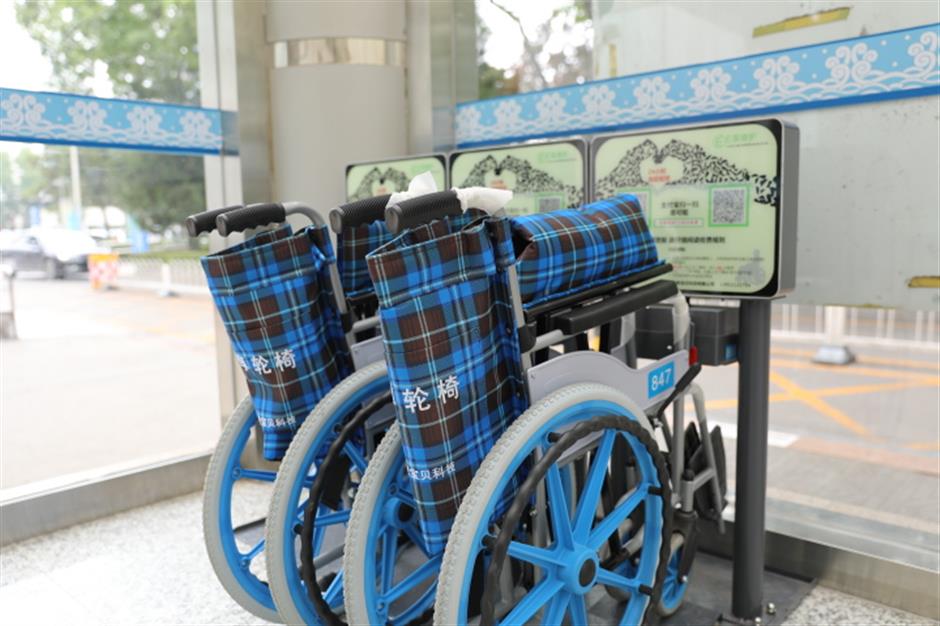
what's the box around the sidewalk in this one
[0,490,934,625]
[0,277,220,491]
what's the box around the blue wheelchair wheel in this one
[657,535,688,616]
[202,396,282,622]
[343,426,441,626]
[435,384,671,626]
[266,361,391,625]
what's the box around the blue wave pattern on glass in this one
[0,87,225,155]
[456,24,940,146]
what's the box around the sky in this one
[0,0,53,93]
[0,1,110,161]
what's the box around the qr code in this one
[538,196,563,213]
[711,187,747,225]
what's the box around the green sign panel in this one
[345,155,447,201]
[592,119,797,298]
[449,139,586,216]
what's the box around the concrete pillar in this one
[266,0,408,213]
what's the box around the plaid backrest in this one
[336,219,394,299]
[367,215,527,554]
[202,225,352,460]
[510,193,661,308]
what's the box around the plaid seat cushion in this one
[336,219,394,299]
[202,225,352,460]
[510,193,661,308]
[367,215,526,554]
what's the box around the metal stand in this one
[732,299,772,622]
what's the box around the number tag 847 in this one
[647,362,675,398]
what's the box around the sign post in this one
[733,298,773,622]
[593,119,800,624]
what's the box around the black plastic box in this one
[634,304,739,365]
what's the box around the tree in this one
[478,0,593,95]
[14,0,205,235]
[477,19,519,100]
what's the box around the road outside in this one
[690,339,939,566]
[1,271,937,568]
[0,273,220,493]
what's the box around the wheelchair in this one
[327,190,728,626]
[188,197,394,622]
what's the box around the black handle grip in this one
[328,194,392,234]
[216,202,286,237]
[184,205,243,237]
[384,190,461,235]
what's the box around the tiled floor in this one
[0,490,935,625]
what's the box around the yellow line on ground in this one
[704,379,932,412]
[907,441,940,452]
[790,436,940,477]
[772,346,940,372]
[771,358,940,384]
[769,370,873,438]
[705,392,792,411]
[815,380,933,398]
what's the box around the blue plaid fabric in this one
[336,219,394,299]
[202,225,352,460]
[511,193,661,308]
[367,215,527,554]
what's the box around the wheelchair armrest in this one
[551,280,679,336]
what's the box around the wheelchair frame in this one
[334,195,728,626]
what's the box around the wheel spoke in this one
[506,541,563,571]
[380,527,398,593]
[294,497,310,522]
[402,522,430,558]
[541,590,570,625]
[498,577,564,626]
[324,569,344,607]
[388,579,438,626]
[313,509,351,527]
[596,566,638,591]
[572,430,616,540]
[544,462,574,549]
[236,468,276,482]
[568,594,590,625]
[241,537,265,563]
[343,440,369,474]
[588,485,648,551]
[396,490,418,510]
[381,553,443,605]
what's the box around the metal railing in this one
[116,258,209,296]
[773,303,939,349]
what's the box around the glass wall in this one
[0,0,219,496]
[464,0,940,572]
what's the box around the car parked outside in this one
[0,228,107,279]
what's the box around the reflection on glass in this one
[474,0,593,100]
[0,1,218,497]
[0,142,218,495]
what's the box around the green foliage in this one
[15,0,199,104]
[1,152,22,228]
[13,0,205,233]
